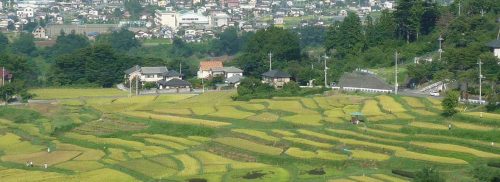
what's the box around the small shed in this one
[350,112,364,124]
[158,78,191,92]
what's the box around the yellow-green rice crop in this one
[107,148,127,161]
[410,142,500,158]
[144,138,188,150]
[301,98,319,109]
[451,121,494,131]
[402,97,425,108]
[366,114,397,122]
[377,95,406,113]
[413,109,438,116]
[365,128,408,137]
[124,111,231,127]
[67,168,137,181]
[133,133,201,146]
[118,159,173,178]
[173,154,201,176]
[247,112,280,122]
[0,133,44,155]
[154,94,195,102]
[349,176,385,182]
[376,124,404,130]
[64,132,146,150]
[395,150,468,164]
[188,136,212,142]
[350,150,391,161]
[127,151,143,159]
[191,151,269,169]
[324,108,345,117]
[1,151,82,165]
[267,100,319,114]
[323,117,346,124]
[393,112,415,119]
[271,129,296,136]
[461,112,500,120]
[328,179,357,182]
[281,114,322,126]
[415,134,500,150]
[191,106,216,115]
[285,147,317,158]
[237,103,266,111]
[140,146,173,156]
[426,97,442,106]
[54,142,105,161]
[150,156,180,169]
[361,100,384,116]
[60,99,84,106]
[313,97,333,109]
[410,122,448,130]
[55,161,104,172]
[326,129,403,143]
[208,106,255,119]
[30,88,127,99]
[214,137,282,155]
[316,150,348,161]
[153,108,192,115]
[283,137,333,148]
[203,164,228,173]
[343,105,361,115]
[232,129,280,142]
[371,174,407,182]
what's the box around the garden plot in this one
[232,129,280,142]
[377,95,407,113]
[410,142,500,158]
[214,137,283,155]
[247,112,280,122]
[208,106,255,119]
[267,100,319,114]
[361,100,385,116]
[281,114,322,126]
[123,111,231,127]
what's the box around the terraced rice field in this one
[6,90,499,181]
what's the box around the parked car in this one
[430,92,440,96]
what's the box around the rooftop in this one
[261,69,291,78]
[200,60,223,71]
[338,72,393,91]
[486,39,500,48]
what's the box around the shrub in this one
[414,167,445,182]
[442,91,459,116]
[488,162,500,168]
[473,165,500,182]
[392,169,415,178]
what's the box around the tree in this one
[212,27,240,55]
[46,31,90,57]
[0,32,8,52]
[10,33,36,55]
[333,12,364,57]
[96,28,140,51]
[0,53,38,86]
[414,167,445,182]
[0,81,33,103]
[442,90,459,116]
[124,0,143,20]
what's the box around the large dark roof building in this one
[261,70,291,78]
[336,71,393,93]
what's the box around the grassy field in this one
[0,90,498,181]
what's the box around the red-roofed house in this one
[197,60,223,78]
[0,68,12,86]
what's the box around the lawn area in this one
[30,88,127,99]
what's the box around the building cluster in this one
[0,0,398,42]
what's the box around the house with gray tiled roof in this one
[333,71,393,93]
[261,69,291,88]
[124,65,168,84]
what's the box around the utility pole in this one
[201,78,205,93]
[438,35,444,61]
[129,76,132,97]
[394,51,398,95]
[323,54,329,87]
[135,75,138,96]
[458,1,461,16]
[478,59,484,105]
[179,62,182,75]
[268,52,272,71]
[2,67,4,87]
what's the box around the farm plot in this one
[326,129,403,143]
[324,108,345,118]
[173,154,201,176]
[313,97,334,109]
[285,148,347,161]
[232,129,280,142]
[451,121,494,131]
[73,118,148,135]
[30,88,127,99]
[133,133,202,146]
[214,137,283,155]
[283,137,333,148]
[371,174,408,182]
[208,106,255,119]
[342,105,361,115]
[267,100,319,114]
[247,112,279,122]
[350,150,391,161]
[123,111,231,127]
[461,112,500,120]
[55,161,104,172]
[281,114,322,126]
[54,142,105,161]
[0,132,44,155]
[153,108,192,115]
[349,176,385,182]
[271,129,296,136]
[410,122,448,130]
[191,106,216,115]
[191,151,269,169]
[410,142,500,158]
[1,151,82,165]
[118,159,176,178]
[361,100,384,116]
[402,97,425,108]
[236,103,266,111]
[394,150,468,165]
[301,98,319,109]
[364,128,408,138]
[376,95,406,113]
[413,109,438,116]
